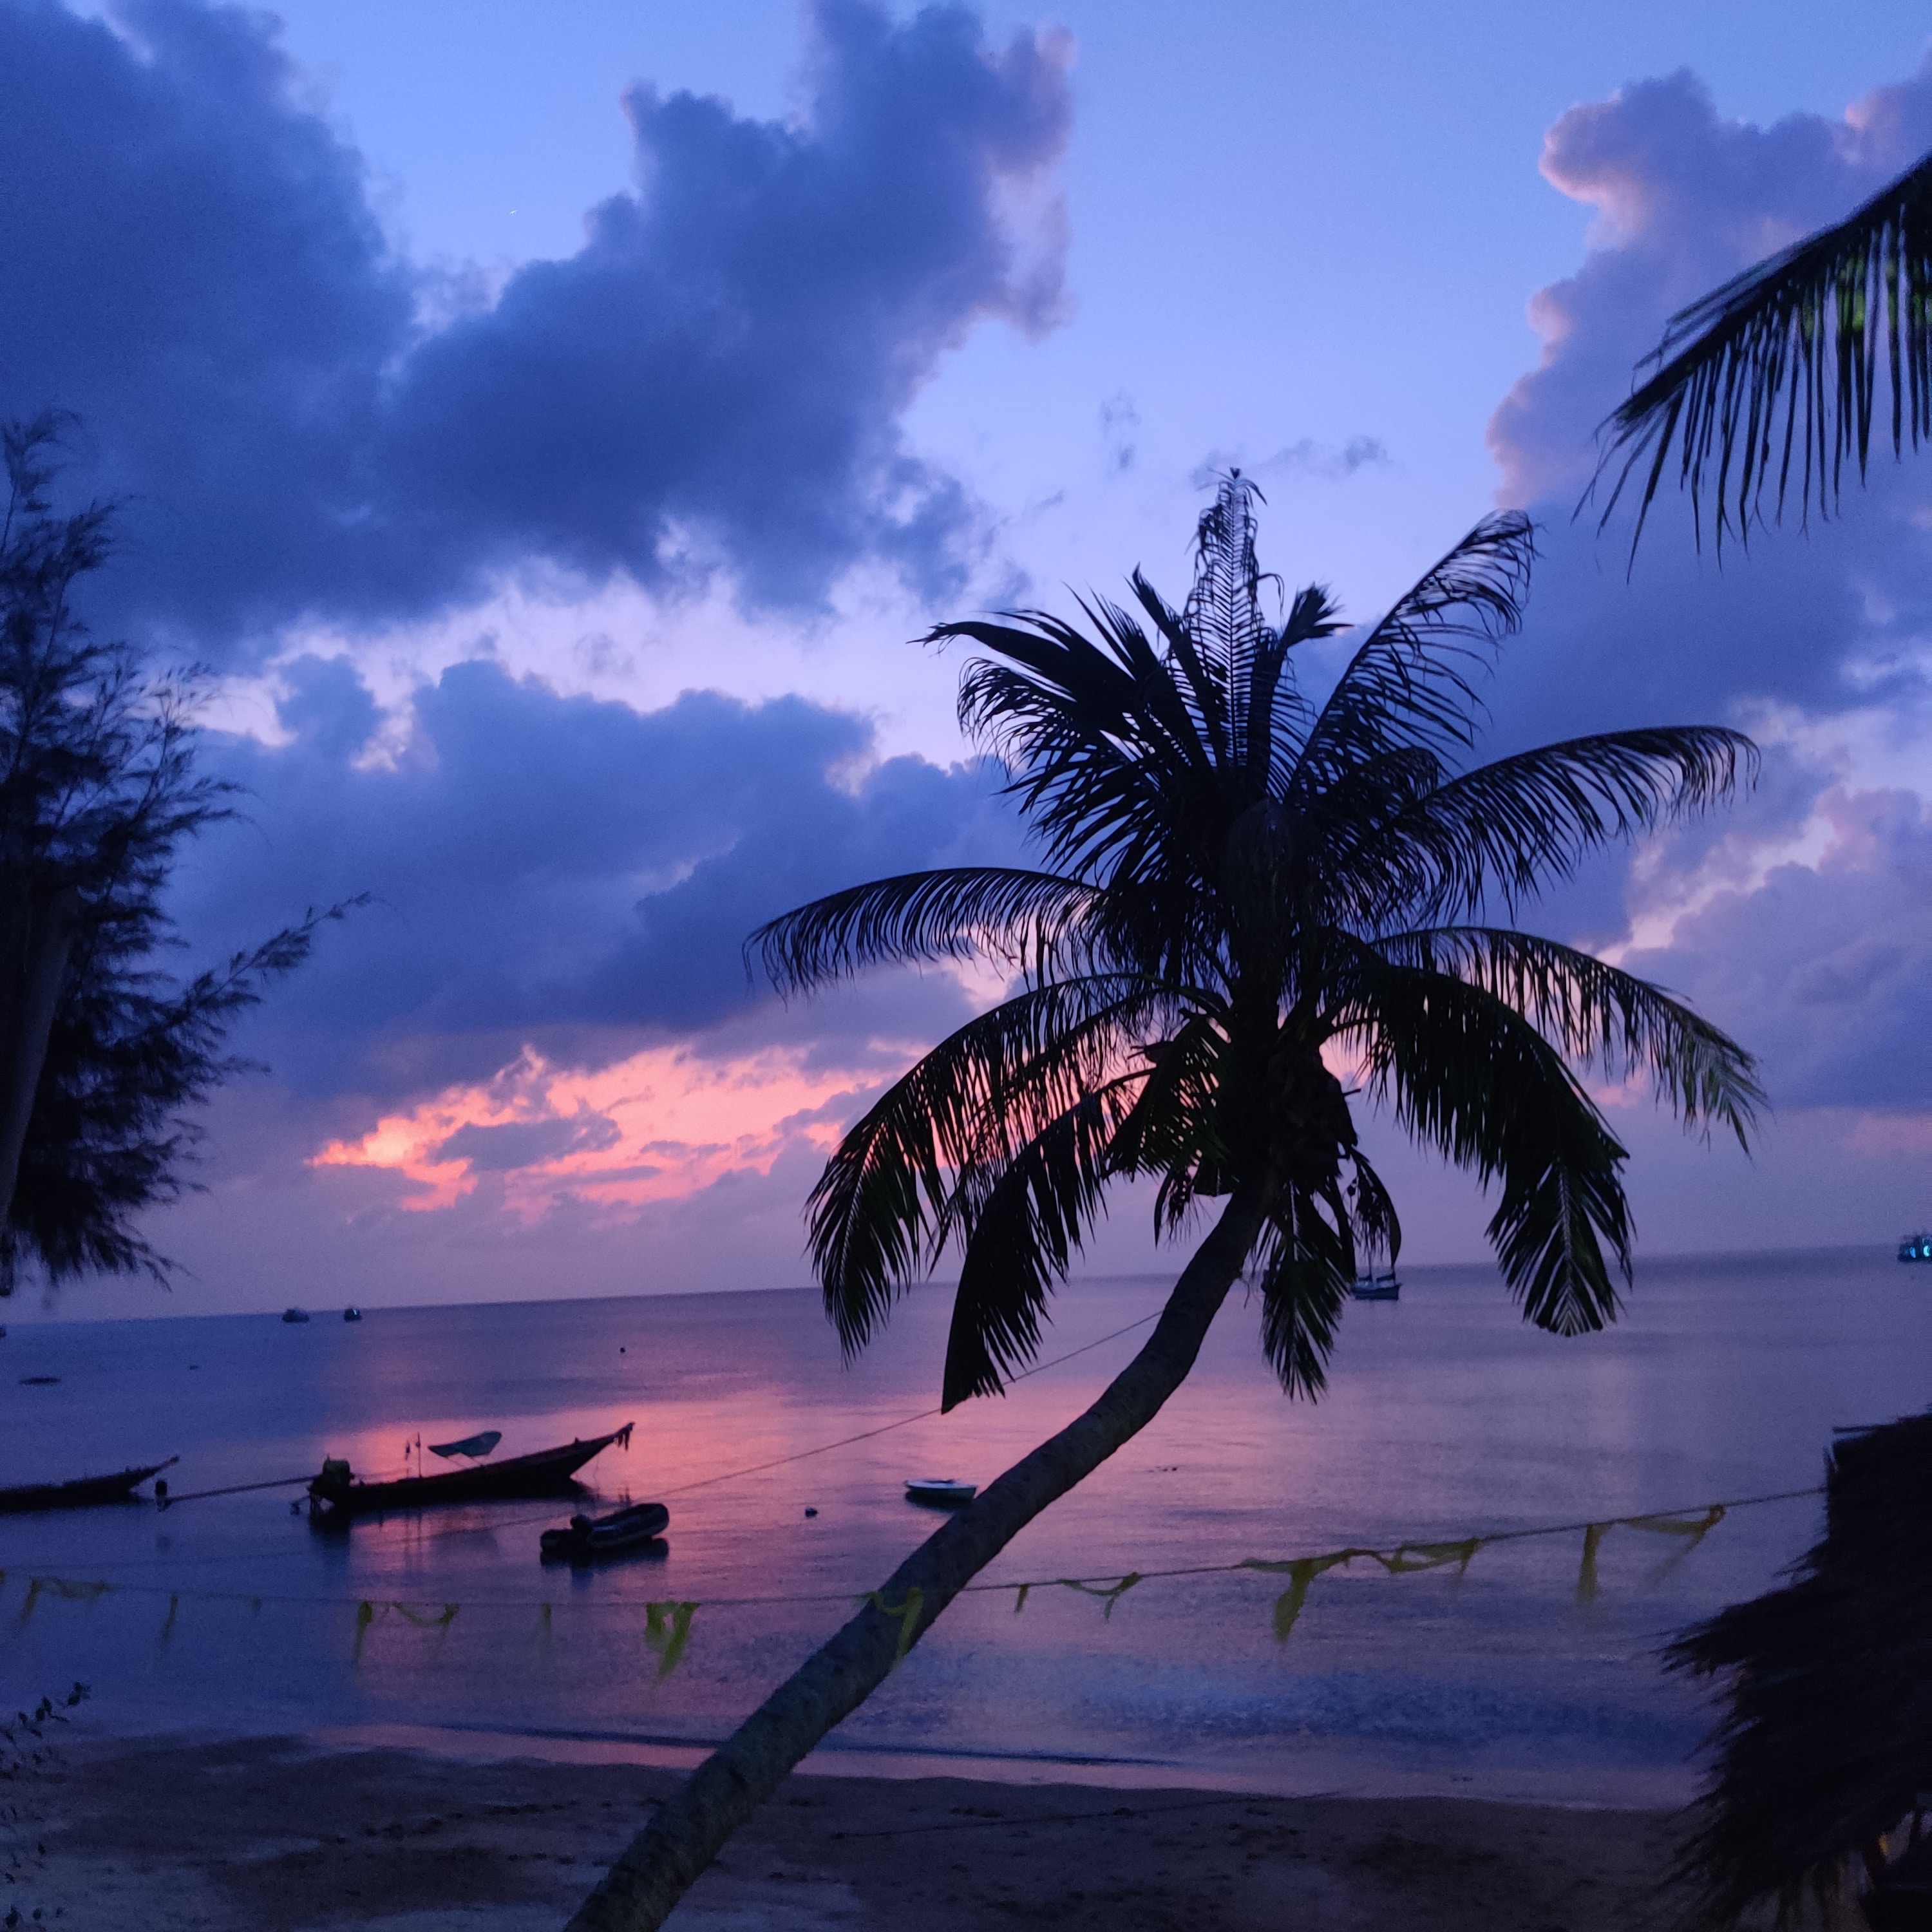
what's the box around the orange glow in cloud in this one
[312,1043,870,1218]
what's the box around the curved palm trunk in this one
[565,1187,1267,1932]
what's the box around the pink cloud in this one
[312,1042,871,1220]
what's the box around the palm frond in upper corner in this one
[1593,149,1932,551]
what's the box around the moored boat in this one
[281,1307,310,1324]
[307,1424,632,1520]
[540,1499,669,1562]
[905,1477,976,1507]
[0,1455,177,1514]
[1900,1232,1932,1264]
[343,1306,363,1321]
[1350,1272,1401,1302]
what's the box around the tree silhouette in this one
[0,417,353,1294]
[569,477,1761,1930]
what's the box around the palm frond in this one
[806,977,1164,1352]
[1249,1186,1354,1397]
[1341,726,1756,925]
[1383,925,1763,1146]
[945,601,1220,884]
[1260,583,1342,774]
[750,867,1099,994]
[1345,1148,1401,1264]
[1108,1010,1231,1236]
[1332,945,1634,1334]
[1487,1141,1630,1336]
[941,1076,1141,1409]
[1593,149,1932,551]
[1289,515,1536,802]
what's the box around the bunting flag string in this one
[0,1484,1819,1677]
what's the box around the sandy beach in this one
[0,1730,1698,1930]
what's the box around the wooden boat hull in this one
[0,1457,177,1514]
[309,1425,633,1520]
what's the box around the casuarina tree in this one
[0,416,352,1293]
[568,475,1763,1930]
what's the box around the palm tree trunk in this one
[565,1185,1267,1932]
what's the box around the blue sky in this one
[8,0,1932,1314]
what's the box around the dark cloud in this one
[175,659,1023,1102]
[0,0,1070,651]
[1623,788,1932,1111]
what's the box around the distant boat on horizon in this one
[281,1307,310,1324]
[343,1306,363,1321]
[1900,1233,1932,1264]
[1350,1272,1401,1302]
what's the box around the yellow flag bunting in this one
[0,1488,1799,1678]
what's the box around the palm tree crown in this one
[755,478,1762,1410]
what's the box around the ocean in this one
[0,1247,1920,1804]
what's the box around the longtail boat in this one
[307,1423,633,1520]
[0,1456,178,1514]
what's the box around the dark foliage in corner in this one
[0,416,355,1293]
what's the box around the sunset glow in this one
[312,1043,874,1218]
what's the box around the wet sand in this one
[0,1730,1703,1930]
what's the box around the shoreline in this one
[13,1728,1699,1930]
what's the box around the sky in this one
[5,0,1931,1317]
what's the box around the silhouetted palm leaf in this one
[1595,149,1932,548]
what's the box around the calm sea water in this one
[0,1249,1922,1803]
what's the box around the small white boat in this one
[281,1307,310,1324]
[1350,1273,1400,1302]
[905,1478,976,1508]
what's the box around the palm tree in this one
[566,477,1763,1931]
[1593,147,1932,549]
